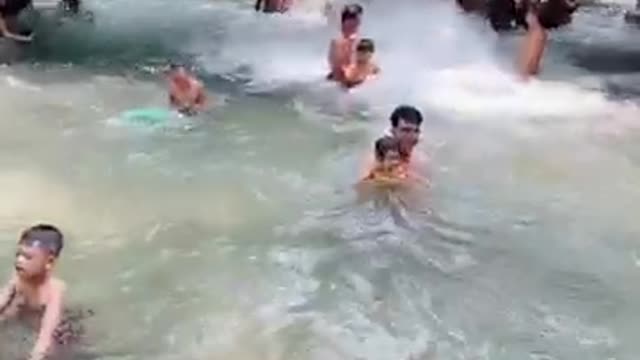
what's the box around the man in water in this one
[0,0,33,42]
[340,38,380,88]
[360,105,425,178]
[327,4,363,82]
[0,224,77,360]
[255,0,292,13]
[167,65,208,116]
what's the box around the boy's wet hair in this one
[341,3,363,23]
[356,38,375,53]
[20,224,64,258]
[374,136,401,161]
[390,105,424,128]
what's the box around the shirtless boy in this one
[0,224,71,360]
[167,65,208,116]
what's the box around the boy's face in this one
[15,245,52,279]
[355,50,372,64]
[381,150,402,171]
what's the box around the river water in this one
[0,0,639,359]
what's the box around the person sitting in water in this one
[340,38,380,88]
[255,0,292,13]
[0,225,83,360]
[327,3,363,82]
[0,0,33,42]
[167,65,208,116]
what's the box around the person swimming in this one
[0,224,89,360]
[167,64,208,116]
[340,38,380,88]
[327,3,363,82]
[0,0,33,42]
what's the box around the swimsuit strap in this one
[0,283,17,316]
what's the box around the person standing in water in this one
[327,4,363,82]
[457,0,577,78]
[167,65,208,116]
[0,224,81,360]
[0,0,33,42]
[517,0,577,78]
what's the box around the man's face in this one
[341,17,361,36]
[391,119,421,151]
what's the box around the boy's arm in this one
[30,281,66,360]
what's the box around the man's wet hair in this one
[390,105,424,128]
[374,136,401,161]
[356,38,375,53]
[19,224,64,258]
[341,3,363,23]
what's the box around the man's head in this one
[341,4,363,35]
[389,105,423,156]
[15,224,64,280]
[355,38,375,64]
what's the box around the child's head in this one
[374,136,402,170]
[355,38,375,64]
[15,224,64,280]
[341,4,363,34]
